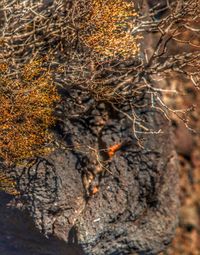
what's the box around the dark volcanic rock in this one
[1,88,179,255]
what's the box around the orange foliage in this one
[81,0,140,58]
[0,60,59,164]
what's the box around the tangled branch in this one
[0,0,200,165]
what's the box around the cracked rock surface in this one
[1,88,179,255]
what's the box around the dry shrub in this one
[0,0,141,101]
[0,0,199,141]
[0,60,59,164]
[0,0,199,198]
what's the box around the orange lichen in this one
[91,186,99,195]
[0,60,59,164]
[0,172,19,195]
[107,143,123,158]
[81,0,140,58]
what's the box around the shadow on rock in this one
[0,192,85,255]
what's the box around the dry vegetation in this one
[0,0,200,252]
[0,0,199,104]
[80,0,140,57]
[0,0,142,168]
[0,60,59,164]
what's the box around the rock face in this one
[1,88,179,255]
[0,0,180,254]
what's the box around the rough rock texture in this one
[0,0,180,253]
[0,193,85,255]
[1,88,179,255]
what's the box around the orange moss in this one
[0,60,59,164]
